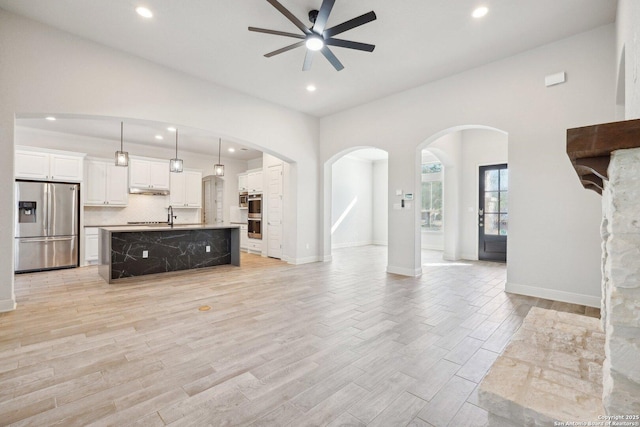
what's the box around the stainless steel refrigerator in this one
[15,180,79,273]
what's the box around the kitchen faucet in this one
[167,205,177,227]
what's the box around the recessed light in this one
[167,127,176,132]
[155,135,163,140]
[472,6,488,18]
[228,148,235,153]
[45,116,56,121]
[306,85,317,92]
[136,6,153,18]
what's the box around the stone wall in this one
[601,147,640,414]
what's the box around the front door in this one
[479,164,508,262]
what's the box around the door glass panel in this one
[499,214,508,235]
[485,170,499,191]
[484,192,500,213]
[500,169,509,191]
[484,214,500,235]
[499,192,508,213]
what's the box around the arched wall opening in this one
[12,113,298,264]
[416,125,508,267]
[323,146,389,262]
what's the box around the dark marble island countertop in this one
[98,223,240,232]
[98,224,241,284]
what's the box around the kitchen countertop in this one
[85,223,206,228]
[99,223,240,232]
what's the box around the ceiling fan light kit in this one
[249,0,376,71]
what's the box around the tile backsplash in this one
[84,194,201,225]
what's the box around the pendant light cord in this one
[218,138,222,163]
[175,129,179,158]
[120,121,124,151]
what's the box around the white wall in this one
[331,156,374,248]
[320,25,616,306]
[618,0,640,119]
[0,9,321,311]
[372,159,388,246]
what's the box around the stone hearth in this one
[479,307,605,426]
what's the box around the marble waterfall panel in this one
[110,229,232,279]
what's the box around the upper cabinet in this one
[129,158,170,191]
[247,170,263,193]
[169,170,202,208]
[15,148,84,182]
[238,173,248,192]
[84,159,128,206]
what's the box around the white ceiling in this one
[16,114,264,161]
[2,0,617,159]
[0,0,617,119]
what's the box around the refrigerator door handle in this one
[20,237,74,243]
[45,183,51,236]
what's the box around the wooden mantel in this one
[567,118,640,194]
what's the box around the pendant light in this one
[115,121,129,167]
[169,128,183,173]
[214,138,224,176]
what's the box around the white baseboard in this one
[0,298,16,312]
[331,241,372,249]
[286,256,320,265]
[372,240,388,246]
[506,282,601,308]
[321,255,332,262]
[460,253,478,261]
[387,265,422,277]
[422,244,444,251]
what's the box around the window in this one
[421,162,443,231]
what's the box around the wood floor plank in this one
[0,247,597,426]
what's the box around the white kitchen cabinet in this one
[15,149,84,182]
[240,224,248,250]
[129,158,170,190]
[247,238,262,253]
[84,159,128,206]
[247,170,263,193]
[238,173,248,192]
[169,170,202,208]
[84,227,99,264]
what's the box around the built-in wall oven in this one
[248,194,262,239]
[239,192,248,208]
[248,218,262,239]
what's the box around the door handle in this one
[20,237,74,243]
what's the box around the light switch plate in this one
[206,246,211,253]
[395,189,402,196]
[142,250,148,258]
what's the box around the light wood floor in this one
[0,246,598,427]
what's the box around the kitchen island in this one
[98,224,240,284]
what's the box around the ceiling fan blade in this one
[249,27,305,39]
[320,46,344,71]
[266,0,311,35]
[313,0,335,34]
[325,38,375,52]
[302,50,314,71]
[324,11,376,38]
[264,41,305,57]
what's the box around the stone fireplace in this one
[568,118,640,415]
[479,119,640,424]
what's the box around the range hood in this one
[129,187,170,196]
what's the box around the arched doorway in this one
[323,147,389,261]
[416,126,508,266]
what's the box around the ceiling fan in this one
[249,0,376,71]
